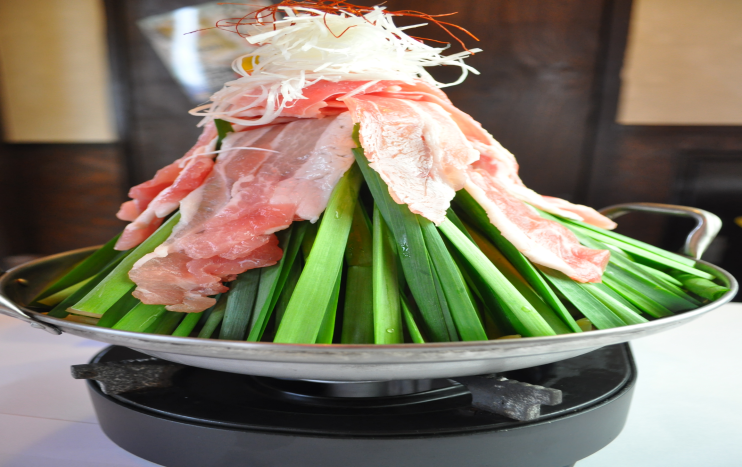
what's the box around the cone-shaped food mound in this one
[34,2,729,343]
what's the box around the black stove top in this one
[84,344,636,467]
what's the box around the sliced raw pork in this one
[339,83,610,281]
[367,80,617,230]
[116,123,218,223]
[191,79,611,282]
[466,138,617,230]
[114,155,216,251]
[215,78,614,229]
[344,95,478,225]
[129,113,356,312]
[114,124,283,251]
[466,171,609,283]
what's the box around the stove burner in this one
[73,359,563,421]
[81,345,636,467]
[258,376,453,398]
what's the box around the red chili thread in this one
[209,1,479,51]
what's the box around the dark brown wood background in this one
[2,0,741,280]
[0,135,126,264]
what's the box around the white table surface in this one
[1,304,741,467]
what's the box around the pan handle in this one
[598,202,722,260]
[0,268,62,335]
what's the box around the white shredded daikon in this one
[190,6,481,127]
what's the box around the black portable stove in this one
[77,344,635,467]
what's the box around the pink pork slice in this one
[129,113,356,312]
[340,85,609,282]
[230,78,615,230]
[114,123,277,251]
[213,79,612,281]
[466,170,609,283]
[228,80,399,119]
[370,81,617,230]
[114,155,216,251]
[117,123,218,222]
[344,95,478,225]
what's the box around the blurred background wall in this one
[1,0,741,280]
[0,0,117,142]
[0,0,124,264]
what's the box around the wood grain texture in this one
[3,144,125,255]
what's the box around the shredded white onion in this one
[190,6,481,127]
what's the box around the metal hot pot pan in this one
[0,203,736,381]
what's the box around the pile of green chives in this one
[29,124,731,344]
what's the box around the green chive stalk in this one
[246,223,307,341]
[274,164,363,343]
[420,217,487,340]
[214,119,234,149]
[48,251,131,319]
[32,234,125,304]
[669,273,730,301]
[453,192,581,333]
[197,295,228,338]
[341,203,374,344]
[602,265,678,316]
[172,311,205,337]
[451,247,516,337]
[557,219,714,280]
[275,258,302,327]
[69,213,182,317]
[573,230,699,310]
[540,269,627,329]
[150,312,184,335]
[558,215,697,268]
[316,269,342,344]
[467,227,572,335]
[637,264,683,287]
[438,219,556,337]
[353,145,454,342]
[220,268,261,340]
[582,282,648,325]
[113,303,168,333]
[401,296,425,343]
[429,265,459,341]
[37,277,94,306]
[373,205,403,344]
[96,289,140,328]
[301,221,320,261]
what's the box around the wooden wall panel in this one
[0,142,26,260]
[591,126,742,243]
[5,144,126,255]
[0,5,127,260]
[1,82,124,259]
